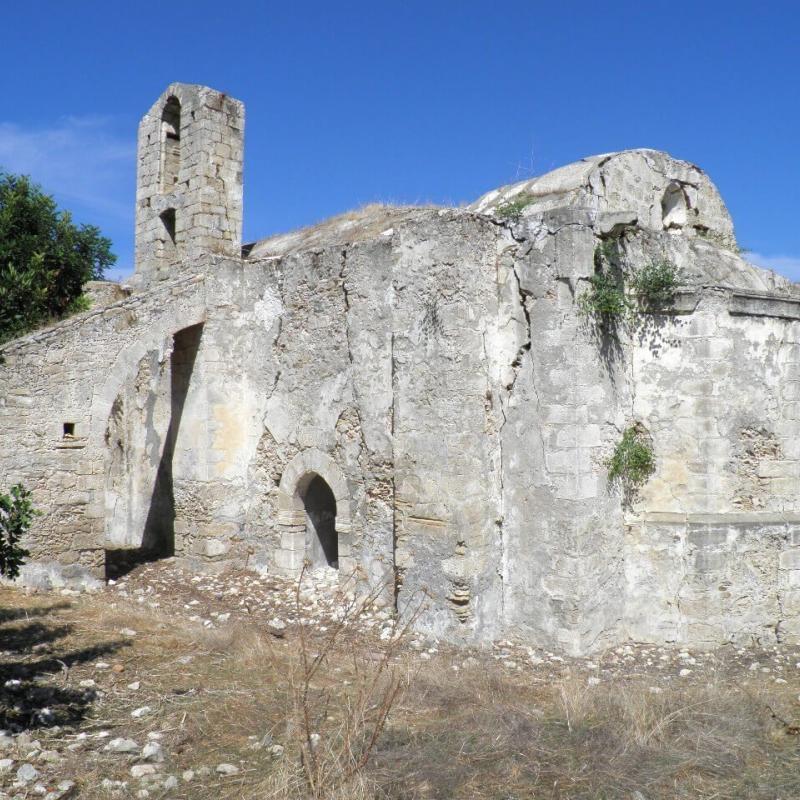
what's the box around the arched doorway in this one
[102,322,203,577]
[276,449,354,576]
[302,475,338,568]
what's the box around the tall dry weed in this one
[273,564,425,799]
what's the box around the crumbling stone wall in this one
[3,85,800,654]
[0,272,207,573]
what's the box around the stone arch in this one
[159,207,178,263]
[88,305,206,448]
[303,476,338,568]
[662,181,689,229]
[275,448,354,575]
[88,309,206,573]
[160,96,181,191]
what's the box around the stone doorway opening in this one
[276,448,353,576]
[103,321,203,579]
[302,475,338,569]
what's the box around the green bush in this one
[0,484,35,579]
[494,193,536,222]
[578,270,627,322]
[581,246,680,331]
[630,260,678,310]
[0,171,115,344]
[608,426,655,495]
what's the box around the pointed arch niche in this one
[276,449,354,576]
[160,96,181,191]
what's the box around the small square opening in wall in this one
[62,422,75,439]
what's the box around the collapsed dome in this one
[471,149,736,248]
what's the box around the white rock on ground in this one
[269,744,284,759]
[16,762,39,782]
[104,737,140,754]
[141,742,164,762]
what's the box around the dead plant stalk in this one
[290,562,425,798]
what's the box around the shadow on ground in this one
[104,547,164,581]
[0,601,128,730]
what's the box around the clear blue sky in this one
[1,1,798,281]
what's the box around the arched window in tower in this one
[160,96,181,191]
[159,208,177,263]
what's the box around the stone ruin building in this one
[3,82,800,655]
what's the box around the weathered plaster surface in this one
[2,83,800,653]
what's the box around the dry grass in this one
[245,201,448,261]
[376,662,800,800]
[2,580,800,799]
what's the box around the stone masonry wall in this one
[622,236,800,647]
[5,205,800,652]
[4,81,800,654]
[499,208,628,654]
[0,271,208,575]
[134,84,244,285]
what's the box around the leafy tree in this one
[0,484,35,579]
[0,172,115,344]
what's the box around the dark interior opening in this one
[105,322,203,580]
[62,422,75,439]
[160,208,177,263]
[160,96,181,191]
[303,475,338,568]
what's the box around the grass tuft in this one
[608,424,656,500]
[494,193,536,222]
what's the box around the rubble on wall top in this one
[245,203,443,260]
[243,148,800,297]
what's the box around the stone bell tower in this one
[133,83,244,283]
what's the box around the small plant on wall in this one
[630,259,679,311]
[608,425,655,503]
[578,270,627,324]
[579,239,627,328]
[494,193,536,222]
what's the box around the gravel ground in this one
[1,559,800,798]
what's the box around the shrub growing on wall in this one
[580,242,680,332]
[608,425,655,501]
[578,270,627,323]
[630,259,679,310]
[0,171,115,344]
[0,484,35,579]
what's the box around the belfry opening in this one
[160,96,181,191]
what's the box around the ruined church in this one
[3,83,800,655]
